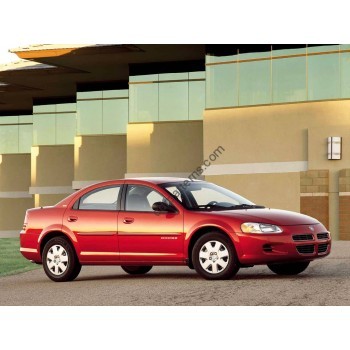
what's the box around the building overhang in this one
[0,44,332,115]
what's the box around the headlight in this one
[241,222,283,234]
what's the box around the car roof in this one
[126,177,202,184]
[84,177,203,188]
[55,177,204,207]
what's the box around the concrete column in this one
[73,135,127,189]
[126,121,203,177]
[339,169,350,240]
[0,154,33,237]
[30,145,74,207]
[300,170,329,230]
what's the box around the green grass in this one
[0,238,40,277]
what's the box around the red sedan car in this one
[20,178,331,282]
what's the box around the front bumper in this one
[234,224,331,265]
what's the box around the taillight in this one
[22,211,29,232]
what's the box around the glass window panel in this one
[79,186,121,211]
[125,185,170,212]
[77,100,103,135]
[340,44,350,51]
[159,81,188,121]
[206,63,238,108]
[103,90,128,98]
[56,103,76,112]
[341,52,350,98]
[206,54,238,64]
[189,80,205,120]
[307,45,339,53]
[19,115,33,123]
[103,99,128,134]
[19,124,33,153]
[272,56,307,103]
[129,83,158,122]
[0,125,18,153]
[189,71,205,79]
[159,72,188,81]
[56,113,76,144]
[129,74,158,83]
[33,105,55,113]
[239,51,271,61]
[33,114,56,145]
[308,53,340,100]
[272,47,306,57]
[0,116,18,124]
[239,60,271,106]
[77,91,102,99]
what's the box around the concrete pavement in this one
[1,241,349,306]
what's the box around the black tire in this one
[42,236,81,282]
[192,232,240,280]
[267,261,310,275]
[70,263,82,281]
[121,265,153,275]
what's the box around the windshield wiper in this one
[196,203,265,211]
[230,204,265,210]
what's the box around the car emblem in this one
[309,226,314,231]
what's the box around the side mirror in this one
[152,201,177,213]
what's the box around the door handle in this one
[68,216,78,222]
[123,217,134,224]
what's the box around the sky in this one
[0,43,23,64]
[0,0,348,67]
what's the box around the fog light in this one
[263,244,273,252]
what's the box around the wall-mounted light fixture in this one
[328,136,342,160]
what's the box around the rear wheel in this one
[192,232,240,280]
[43,237,81,282]
[267,261,310,275]
[121,265,153,275]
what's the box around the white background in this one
[0,1,349,348]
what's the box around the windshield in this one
[160,181,264,211]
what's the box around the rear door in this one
[64,185,121,263]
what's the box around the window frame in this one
[121,184,178,214]
[72,185,122,211]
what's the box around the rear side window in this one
[76,186,121,211]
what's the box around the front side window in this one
[78,186,121,211]
[125,185,171,212]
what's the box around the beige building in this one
[0,44,349,239]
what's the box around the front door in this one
[118,184,184,263]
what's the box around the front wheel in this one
[192,232,240,280]
[43,237,81,282]
[121,266,153,275]
[267,261,310,275]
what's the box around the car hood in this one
[214,208,319,226]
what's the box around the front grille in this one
[317,232,329,240]
[296,244,315,254]
[293,234,314,241]
[318,243,329,254]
